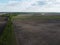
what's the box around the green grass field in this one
[13,15,60,21]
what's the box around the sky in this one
[0,0,60,12]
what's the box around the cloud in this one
[0,0,35,12]
[0,0,60,12]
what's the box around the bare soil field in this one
[13,15,60,45]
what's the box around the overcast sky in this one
[0,0,60,12]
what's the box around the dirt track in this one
[0,16,8,35]
[13,17,60,45]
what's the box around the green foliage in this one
[0,15,16,45]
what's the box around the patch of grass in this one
[0,15,17,45]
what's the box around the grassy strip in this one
[13,15,60,21]
[0,15,16,45]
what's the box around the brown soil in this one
[13,18,60,45]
